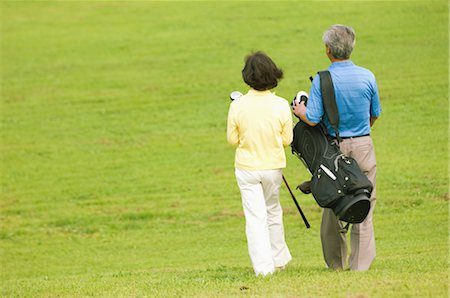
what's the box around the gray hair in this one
[322,24,356,60]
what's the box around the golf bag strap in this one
[319,71,341,142]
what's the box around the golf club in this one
[282,175,310,228]
[230,91,243,101]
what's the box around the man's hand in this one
[292,100,306,118]
[292,101,318,127]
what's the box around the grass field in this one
[1,1,448,297]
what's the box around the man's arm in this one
[292,101,318,127]
[369,74,381,127]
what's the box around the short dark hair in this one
[242,51,283,91]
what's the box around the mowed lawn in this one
[1,1,448,297]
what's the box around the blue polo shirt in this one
[306,61,381,138]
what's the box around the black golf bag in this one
[291,71,373,224]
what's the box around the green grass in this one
[1,1,448,297]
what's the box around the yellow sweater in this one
[227,89,293,170]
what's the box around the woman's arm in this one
[227,105,239,145]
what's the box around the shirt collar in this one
[247,89,272,96]
[329,60,354,69]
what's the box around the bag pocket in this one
[335,156,373,196]
[311,163,345,208]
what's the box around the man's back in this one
[306,61,381,137]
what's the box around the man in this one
[227,51,293,276]
[293,24,381,271]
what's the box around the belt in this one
[340,134,370,139]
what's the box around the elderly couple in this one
[227,24,381,276]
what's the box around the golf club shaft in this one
[282,175,310,228]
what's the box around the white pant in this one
[235,168,292,276]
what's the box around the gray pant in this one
[320,136,377,271]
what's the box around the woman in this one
[227,51,293,276]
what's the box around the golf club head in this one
[297,180,312,194]
[292,90,309,107]
[230,91,243,101]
